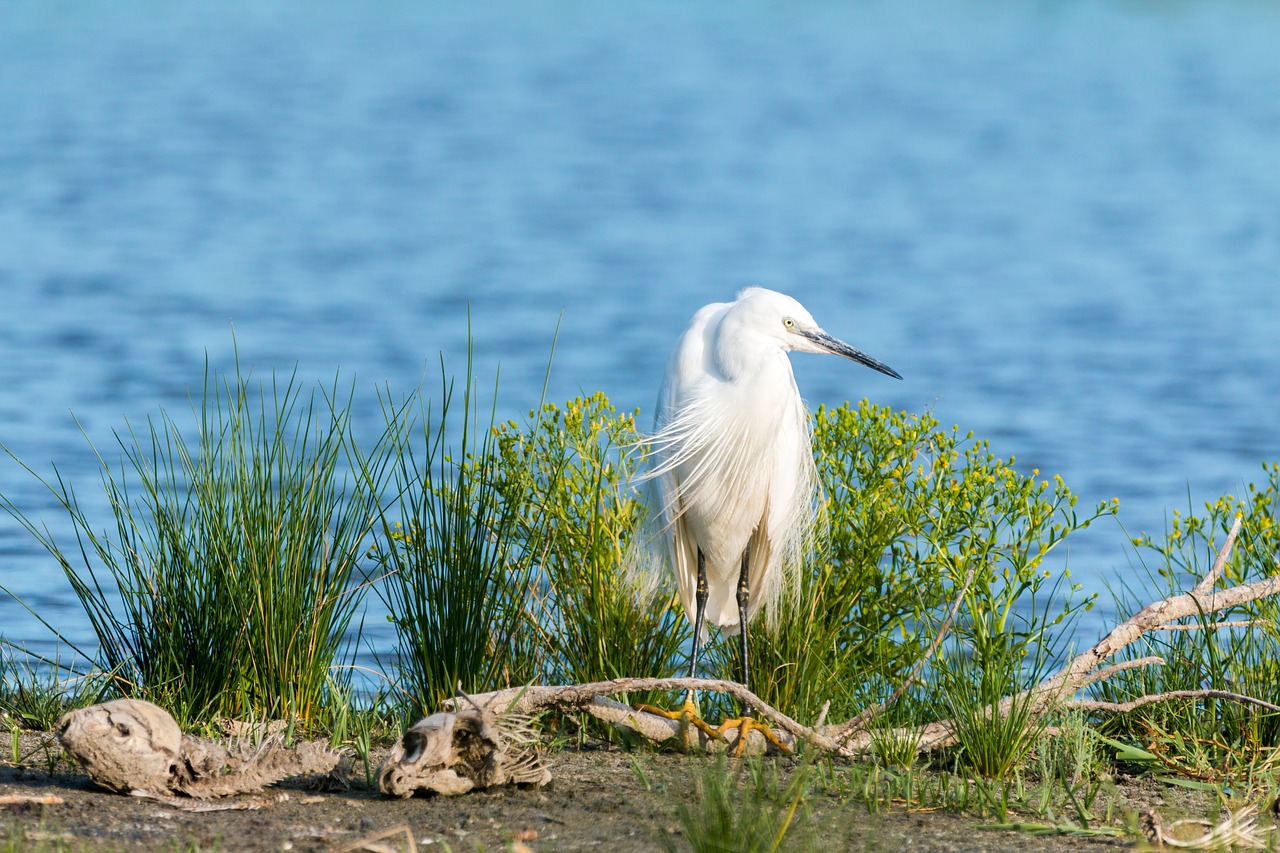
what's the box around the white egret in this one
[643,287,901,747]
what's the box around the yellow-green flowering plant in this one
[1100,462,1280,782]
[716,401,1115,731]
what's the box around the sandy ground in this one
[0,730,1229,852]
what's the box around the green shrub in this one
[715,401,1114,725]
[0,355,1141,753]
[489,393,689,700]
[374,389,691,715]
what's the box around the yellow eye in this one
[783,318,795,329]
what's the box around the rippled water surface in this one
[2,1,1279,661]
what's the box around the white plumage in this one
[646,287,902,657]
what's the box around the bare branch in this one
[1192,514,1243,597]
[1064,690,1280,715]
[1069,656,1165,691]
[445,677,844,755]
[1153,619,1265,631]
[1030,542,1276,710]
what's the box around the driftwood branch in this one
[456,517,1279,757]
[1152,620,1267,631]
[445,678,843,754]
[1193,515,1242,597]
[1064,690,1280,715]
[1029,519,1262,708]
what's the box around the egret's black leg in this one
[736,549,751,701]
[635,547,718,744]
[686,548,709,688]
[715,546,790,754]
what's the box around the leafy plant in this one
[1035,711,1104,793]
[326,680,398,788]
[937,609,1052,779]
[716,401,1113,725]
[489,393,689,704]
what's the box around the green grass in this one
[1092,464,1280,793]
[1,356,386,729]
[489,393,690,705]
[0,833,221,853]
[666,752,817,853]
[936,635,1048,779]
[365,348,544,717]
[0,834,76,853]
[370,386,692,720]
[814,735,1124,833]
[0,647,104,731]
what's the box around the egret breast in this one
[666,361,811,629]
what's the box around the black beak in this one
[801,329,903,380]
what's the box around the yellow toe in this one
[633,698,722,747]
[715,716,791,755]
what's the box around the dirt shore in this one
[0,731,1222,852]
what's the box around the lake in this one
[2,0,1278,666]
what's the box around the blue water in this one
[2,1,1279,666]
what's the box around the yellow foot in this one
[714,715,792,755]
[633,697,722,747]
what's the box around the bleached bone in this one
[378,709,550,798]
[57,698,338,799]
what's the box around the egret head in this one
[733,287,903,380]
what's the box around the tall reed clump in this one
[489,393,689,705]
[0,360,381,728]
[715,401,1115,728]
[366,354,544,717]
[1097,462,1280,785]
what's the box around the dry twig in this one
[338,824,418,853]
[1064,690,1280,715]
